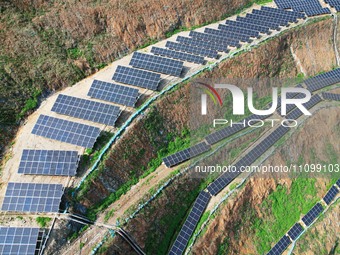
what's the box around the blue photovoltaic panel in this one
[112,65,161,90]
[225,19,271,34]
[163,142,210,168]
[189,31,241,48]
[129,52,183,77]
[176,36,229,52]
[322,92,340,101]
[207,126,289,196]
[169,191,211,255]
[305,68,340,92]
[285,94,322,120]
[287,223,304,240]
[237,15,282,30]
[52,94,121,126]
[18,149,79,176]
[151,47,205,64]
[261,6,306,19]
[165,41,219,59]
[1,183,63,213]
[252,9,299,24]
[218,24,260,38]
[323,185,339,205]
[337,178,340,187]
[0,227,40,255]
[32,115,101,148]
[274,0,330,17]
[88,79,139,107]
[302,203,324,226]
[204,27,252,43]
[267,235,291,255]
[325,0,340,11]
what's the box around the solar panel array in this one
[322,92,340,101]
[325,0,340,11]
[285,94,322,120]
[0,227,40,255]
[163,142,210,168]
[151,47,205,64]
[18,149,79,176]
[274,0,331,16]
[176,36,228,53]
[323,185,339,205]
[129,52,183,77]
[165,41,218,59]
[207,126,290,195]
[52,94,121,126]
[236,16,280,31]
[204,27,252,43]
[287,223,304,240]
[267,236,292,255]
[305,68,340,92]
[32,115,101,148]
[218,24,260,38]
[1,183,63,213]
[112,65,161,90]
[88,80,139,107]
[169,191,211,255]
[205,114,271,145]
[267,235,292,255]
[226,19,271,34]
[189,31,241,48]
[301,203,324,226]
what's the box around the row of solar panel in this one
[267,182,340,255]
[325,0,340,11]
[305,68,340,92]
[322,92,340,101]
[275,0,331,17]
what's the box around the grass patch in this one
[36,217,51,228]
[17,88,42,120]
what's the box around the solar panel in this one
[305,68,340,92]
[151,47,205,64]
[88,79,139,107]
[169,191,211,255]
[337,178,340,188]
[225,19,271,34]
[252,9,299,24]
[0,227,40,255]
[275,0,331,17]
[323,185,339,205]
[218,24,260,38]
[261,6,306,19]
[176,36,229,52]
[205,114,271,145]
[267,235,291,255]
[189,31,241,48]
[129,52,183,77]
[285,94,322,120]
[322,92,340,101]
[32,115,101,148]
[112,65,161,90]
[287,223,304,240]
[237,15,282,30]
[1,183,63,213]
[163,142,211,168]
[165,41,218,59]
[325,0,340,11]
[204,28,252,43]
[248,11,292,26]
[301,203,324,226]
[52,94,121,126]
[18,149,79,176]
[207,126,290,195]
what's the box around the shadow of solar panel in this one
[302,203,324,226]
[165,41,218,59]
[163,142,210,168]
[32,115,101,148]
[169,191,211,255]
[0,227,40,255]
[113,65,161,90]
[204,28,252,43]
[18,149,79,176]
[176,36,229,52]
[225,19,271,34]
[129,52,183,77]
[1,183,63,213]
[287,223,304,240]
[267,235,291,255]
[189,31,241,48]
[305,69,340,92]
[151,47,205,64]
[52,94,121,126]
[322,92,340,101]
[207,126,290,196]
[205,114,271,145]
[218,24,260,38]
[323,186,339,205]
[88,80,139,107]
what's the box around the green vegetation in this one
[80,242,85,249]
[253,178,319,254]
[35,217,51,228]
[217,237,230,255]
[67,225,89,242]
[17,88,42,120]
